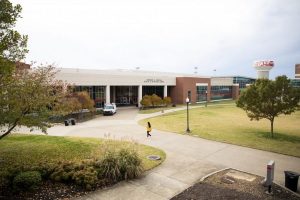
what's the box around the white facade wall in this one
[211,77,234,86]
[56,68,177,86]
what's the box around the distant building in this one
[16,62,30,70]
[253,60,274,79]
[56,68,247,108]
[295,64,300,79]
[291,64,300,88]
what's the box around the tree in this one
[140,95,151,108]
[53,96,81,115]
[73,91,95,111]
[236,76,300,138]
[0,65,69,140]
[0,0,28,77]
[163,97,172,107]
[151,94,162,107]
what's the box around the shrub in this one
[98,148,143,182]
[118,148,143,180]
[140,94,165,108]
[72,167,98,190]
[48,160,98,190]
[13,171,42,191]
[96,109,103,115]
[38,163,56,179]
[50,161,76,182]
[163,97,172,107]
[98,150,121,182]
[151,94,162,107]
[140,95,152,108]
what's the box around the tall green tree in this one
[236,76,300,138]
[0,1,72,140]
[0,65,69,139]
[0,0,28,77]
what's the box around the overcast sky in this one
[11,0,300,78]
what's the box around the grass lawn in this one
[0,134,166,176]
[139,106,182,114]
[138,100,236,114]
[139,103,300,157]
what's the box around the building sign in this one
[144,79,165,83]
[253,60,274,67]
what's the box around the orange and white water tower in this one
[253,60,274,79]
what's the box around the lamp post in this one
[205,90,208,107]
[186,97,190,133]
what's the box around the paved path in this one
[26,106,300,199]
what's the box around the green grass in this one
[139,103,300,157]
[138,100,236,114]
[139,106,182,114]
[0,134,165,175]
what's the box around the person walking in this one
[146,121,152,137]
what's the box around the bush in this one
[72,167,98,190]
[50,161,76,182]
[140,95,152,108]
[141,94,170,109]
[98,150,121,182]
[13,171,42,191]
[118,148,142,180]
[49,160,99,190]
[98,148,143,182]
[163,97,172,107]
[96,109,103,115]
[38,163,56,179]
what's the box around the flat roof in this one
[57,68,210,78]
[212,75,256,79]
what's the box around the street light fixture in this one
[205,90,208,107]
[186,97,190,133]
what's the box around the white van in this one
[103,103,117,115]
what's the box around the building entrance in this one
[110,86,138,106]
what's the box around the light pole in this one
[186,97,190,133]
[205,90,208,107]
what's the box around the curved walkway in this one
[43,107,300,200]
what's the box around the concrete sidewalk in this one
[22,106,300,199]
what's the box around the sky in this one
[11,0,300,78]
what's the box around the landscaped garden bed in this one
[0,134,165,199]
[171,169,300,200]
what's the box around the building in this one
[15,62,300,108]
[295,64,300,79]
[253,60,274,79]
[56,68,248,108]
[16,62,31,70]
[291,64,300,88]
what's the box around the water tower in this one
[253,60,274,79]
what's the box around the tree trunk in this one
[270,118,274,138]
[0,123,18,140]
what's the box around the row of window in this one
[73,86,165,107]
[233,76,256,89]
[74,86,106,107]
[196,86,233,102]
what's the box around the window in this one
[196,86,208,102]
[74,86,106,108]
[211,86,232,100]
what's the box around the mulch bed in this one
[0,180,113,200]
[171,169,300,200]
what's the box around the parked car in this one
[103,103,117,115]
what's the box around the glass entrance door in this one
[111,86,138,106]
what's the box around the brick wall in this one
[296,64,300,78]
[16,62,30,70]
[170,77,211,104]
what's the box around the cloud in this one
[11,0,300,78]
